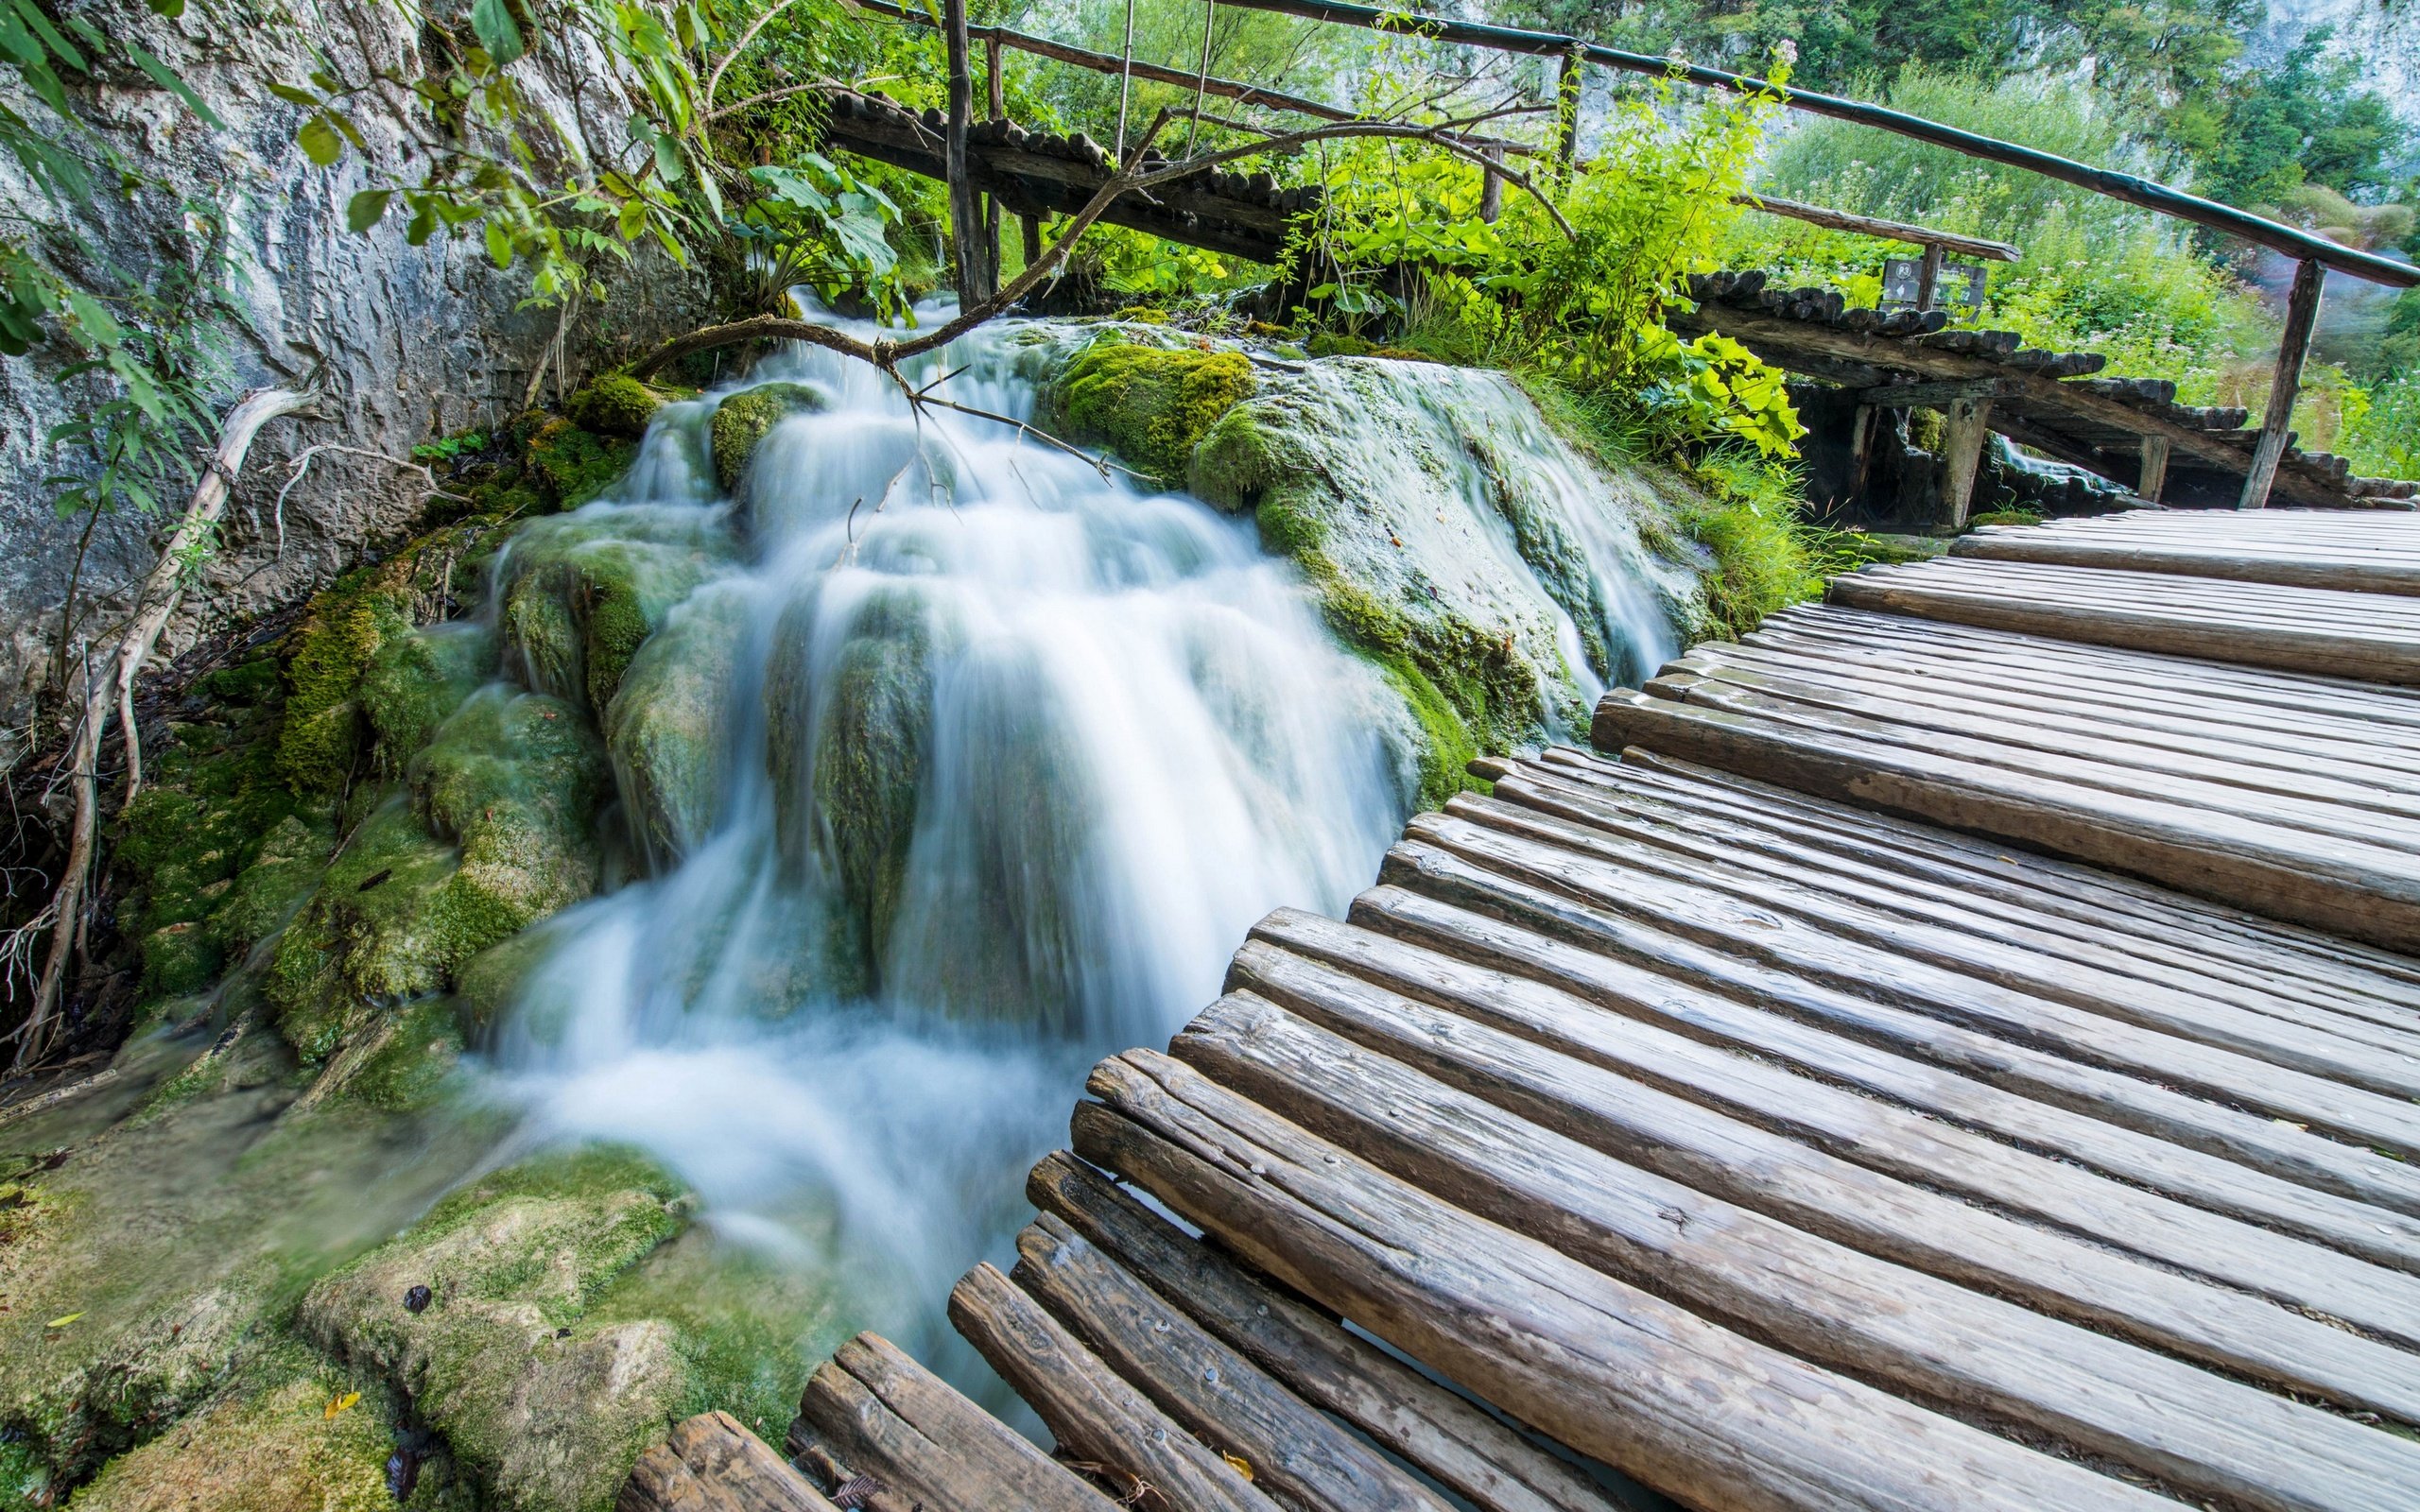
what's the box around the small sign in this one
[1878,256,1989,312]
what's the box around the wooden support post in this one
[942,0,993,304]
[1478,144,1503,223]
[2136,435,2170,503]
[1552,49,1581,185]
[2238,257,2324,510]
[1848,404,1876,500]
[1940,394,1994,528]
[1022,214,1044,268]
[1915,242,1945,313]
[984,34,1005,275]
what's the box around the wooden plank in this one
[2242,258,2326,508]
[1025,1153,1636,1512]
[1224,933,2420,1394]
[1650,660,2420,844]
[1595,745,2420,1002]
[1469,765,2420,1061]
[1168,990,2420,1507]
[947,1262,1279,1512]
[622,1412,841,1512]
[1076,1051,2173,1512]
[1405,807,2420,1142]
[1592,685,2420,953]
[1362,843,2420,1217]
[1952,530,2420,593]
[1827,564,2420,679]
[1254,898,2420,1299]
[1503,754,2420,1044]
[791,1332,1120,1512]
[1010,1214,1463,1512]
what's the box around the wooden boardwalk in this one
[624,507,2420,1512]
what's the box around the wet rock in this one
[499,507,734,718]
[709,382,826,494]
[65,1353,404,1512]
[300,1149,694,1512]
[567,374,687,441]
[604,583,750,866]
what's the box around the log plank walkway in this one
[627,507,2420,1512]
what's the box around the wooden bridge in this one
[621,506,2420,1512]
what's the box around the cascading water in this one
[472,302,1689,1385]
[480,308,1411,1369]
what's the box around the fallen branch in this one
[16,387,312,1072]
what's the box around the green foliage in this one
[1050,335,1257,487]
[2200,28,2404,211]
[734,154,906,320]
[2346,375,2420,481]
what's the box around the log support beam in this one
[2238,258,2323,510]
[1941,393,1995,528]
[2137,435,2169,503]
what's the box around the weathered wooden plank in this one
[1167,991,2420,1509]
[1220,938,2420,1410]
[1076,1050,2171,1512]
[1502,755,2420,1044]
[622,1412,841,1512]
[1649,666,2420,849]
[1591,685,2420,952]
[790,1332,1120,1512]
[1404,808,2420,1144]
[1251,900,2420,1294]
[1025,1154,1636,1512]
[948,1262,1279,1512]
[1011,1215,1462,1512]
[1445,782,2420,1078]
[1357,847,2420,1217]
[1952,531,2420,593]
[1827,564,2420,679]
[1592,746,2420,1002]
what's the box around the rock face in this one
[0,0,705,762]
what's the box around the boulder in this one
[709,382,826,494]
[604,583,750,866]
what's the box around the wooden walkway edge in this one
[631,507,2420,1512]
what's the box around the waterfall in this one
[476,302,1687,1370]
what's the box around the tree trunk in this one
[943,0,993,306]
[15,387,309,1071]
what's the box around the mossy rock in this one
[1046,335,1256,489]
[360,623,499,772]
[299,1148,693,1512]
[341,997,465,1113]
[500,512,732,719]
[265,690,607,1063]
[709,382,825,494]
[523,419,635,509]
[566,374,683,441]
[65,1350,409,1512]
[210,813,339,956]
[604,586,749,865]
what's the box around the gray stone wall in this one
[0,0,704,762]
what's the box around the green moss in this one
[804,588,934,971]
[565,374,683,440]
[1051,336,1256,489]
[279,562,417,794]
[603,590,746,863]
[523,419,635,509]
[1966,507,2047,529]
[342,998,464,1112]
[299,1149,693,1512]
[64,1348,402,1512]
[709,382,825,494]
[501,520,730,718]
[359,624,497,770]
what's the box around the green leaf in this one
[470,0,526,66]
[144,0,184,15]
[485,219,513,267]
[123,42,224,128]
[298,113,342,166]
[266,82,321,108]
[9,0,84,71]
[406,200,438,247]
[345,189,392,233]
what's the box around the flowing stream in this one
[475,304,1684,1382]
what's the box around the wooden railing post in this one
[1914,242,1945,313]
[985,33,1005,276]
[1940,392,1995,528]
[942,0,994,302]
[1478,144,1504,223]
[2238,258,2324,510]
[1552,48,1581,187]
